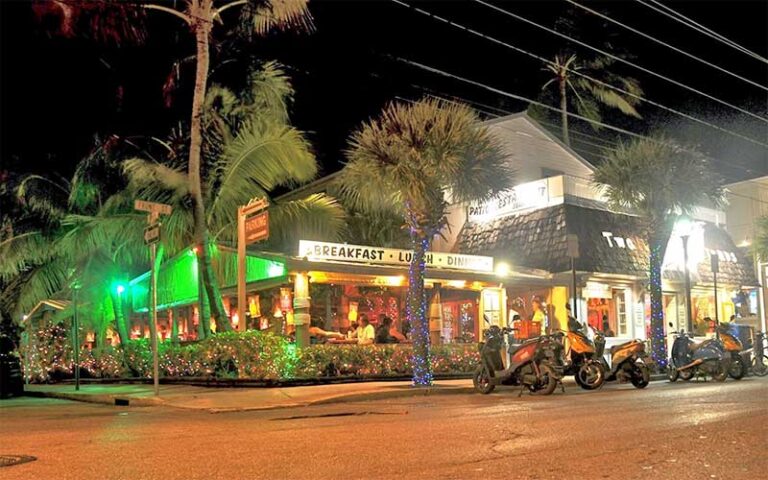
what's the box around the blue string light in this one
[649,241,668,369]
[408,236,433,386]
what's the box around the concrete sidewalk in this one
[23,380,475,413]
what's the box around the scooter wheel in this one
[575,362,605,390]
[728,356,746,380]
[752,355,768,377]
[631,365,651,389]
[712,360,729,382]
[472,366,495,394]
[667,363,679,382]
[679,368,695,381]
[528,363,558,395]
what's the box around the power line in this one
[394,56,759,177]
[470,0,768,124]
[566,0,768,92]
[634,0,768,65]
[389,0,768,149]
[394,93,768,208]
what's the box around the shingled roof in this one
[457,204,758,287]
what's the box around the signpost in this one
[237,198,269,332]
[134,200,172,396]
[712,253,720,330]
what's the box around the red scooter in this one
[473,325,563,395]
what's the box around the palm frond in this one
[123,157,189,201]
[241,0,314,36]
[0,231,53,281]
[208,120,316,226]
[16,174,70,220]
[258,194,346,251]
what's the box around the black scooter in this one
[668,323,729,382]
[473,325,563,396]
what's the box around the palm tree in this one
[539,54,643,146]
[34,0,313,341]
[0,143,147,345]
[337,99,513,386]
[122,64,345,337]
[592,135,723,367]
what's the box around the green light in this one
[116,284,126,294]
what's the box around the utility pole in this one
[712,253,720,335]
[135,200,172,396]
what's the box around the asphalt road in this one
[2,378,767,480]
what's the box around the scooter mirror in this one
[668,322,674,328]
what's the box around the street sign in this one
[134,200,172,216]
[244,211,269,244]
[241,198,268,217]
[144,223,161,245]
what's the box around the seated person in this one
[346,320,359,339]
[375,316,406,344]
[308,316,345,343]
[356,315,375,345]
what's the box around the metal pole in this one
[73,287,80,391]
[150,242,159,396]
[682,235,694,333]
[571,256,578,319]
[237,207,247,332]
[713,269,719,329]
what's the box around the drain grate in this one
[0,455,37,467]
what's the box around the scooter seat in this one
[689,339,714,352]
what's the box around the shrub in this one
[20,330,479,382]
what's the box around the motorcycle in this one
[716,324,747,380]
[473,325,563,395]
[593,330,652,389]
[552,326,606,390]
[667,323,730,382]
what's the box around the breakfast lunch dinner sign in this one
[298,240,494,273]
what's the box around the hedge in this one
[19,330,480,382]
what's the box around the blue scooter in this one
[667,323,730,382]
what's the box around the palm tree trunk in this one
[407,234,433,386]
[201,238,231,332]
[111,291,130,345]
[197,259,210,339]
[559,75,570,146]
[187,1,228,334]
[648,223,673,370]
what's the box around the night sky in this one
[1,0,767,182]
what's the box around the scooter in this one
[593,330,653,388]
[473,325,563,396]
[716,324,747,380]
[667,323,730,382]
[553,326,606,390]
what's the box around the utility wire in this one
[389,0,768,148]
[566,0,768,92]
[394,56,759,177]
[469,0,768,124]
[394,94,768,208]
[634,0,768,65]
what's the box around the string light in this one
[649,242,668,368]
[408,236,434,386]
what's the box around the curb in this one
[24,384,476,412]
[24,389,164,407]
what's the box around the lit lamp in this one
[677,216,695,333]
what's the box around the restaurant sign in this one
[298,240,494,272]
[467,179,549,222]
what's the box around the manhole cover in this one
[0,455,37,467]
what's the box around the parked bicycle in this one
[752,331,768,377]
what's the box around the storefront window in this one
[616,292,627,337]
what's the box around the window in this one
[615,291,627,337]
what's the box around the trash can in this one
[0,334,23,399]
